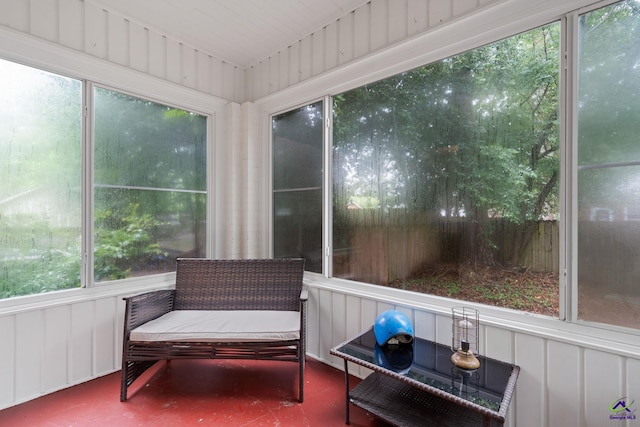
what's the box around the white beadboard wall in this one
[0,0,244,103]
[245,0,501,100]
[0,283,171,410]
[305,279,640,427]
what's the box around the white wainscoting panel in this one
[0,286,168,410]
[0,0,243,102]
[245,0,500,100]
[305,282,639,427]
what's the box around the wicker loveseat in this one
[120,258,307,402]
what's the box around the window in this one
[0,59,82,298]
[274,25,561,316]
[331,24,561,316]
[0,59,208,299]
[93,88,207,281]
[272,101,324,273]
[577,0,640,328]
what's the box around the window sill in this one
[0,273,175,315]
[303,273,640,359]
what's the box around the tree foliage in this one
[333,23,560,267]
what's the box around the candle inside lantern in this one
[451,307,480,370]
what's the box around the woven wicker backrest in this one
[173,258,305,311]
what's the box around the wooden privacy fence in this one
[333,213,559,285]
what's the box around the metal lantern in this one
[451,307,480,370]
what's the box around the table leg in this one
[343,359,350,425]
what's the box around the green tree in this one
[333,23,560,269]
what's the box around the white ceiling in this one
[90,0,371,68]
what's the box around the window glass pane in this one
[333,24,560,316]
[94,88,206,281]
[578,0,640,328]
[273,102,323,273]
[0,59,82,298]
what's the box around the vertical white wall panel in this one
[299,36,313,82]
[279,47,290,89]
[235,66,245,103]
[268,55,280,94]
[318,289,335,359]
[58,0,84,51]
[414,309,436,341]
[129,22,149,73]
[353,5,371,59]
[195,50,210,93]
[484,326,512,362]
[514,335,546,427]
[407,0,429,36]
[338,13,354,65]
[242,101,261,258]
[388,0,408,44]
[165,39,182,84]
[15,311,43,402]
[307,286,321,357]
[181,44,197,89]
[345,295,362,338]
[547,341,583,427]
[0,0,29,31]
[628,358,640,422]
[84,2,107,59]
[43,306,70,392]
[107,15,128,66]
[223,63,238,110]
[70,302,94,383]
[148,32,166,79]
[95,297,117,376]
[370,0,389,51]
[584,349,624,426]
[428,0,453,27]
[30,0,57,42]
[0,315,15,407]
[210,58,224,99]
[311,31,324,76]
[331,293,347,351]
[434,312,451,344]
[115,296,127,369]
[324,22,339,71]
[288,43,301,87]
[453,0,481,16]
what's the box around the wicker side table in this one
[330,328,519,426]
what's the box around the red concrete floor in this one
[0,358,389,426]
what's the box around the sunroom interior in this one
[1,0,639,426]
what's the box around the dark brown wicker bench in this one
[120,258,306,402]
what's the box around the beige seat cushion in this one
[130,310,300,342]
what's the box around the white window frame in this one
[0,26,223,308]
[260,0,639,350]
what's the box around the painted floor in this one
[0,358,388,426]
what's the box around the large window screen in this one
[577,0,640,328]
[0,59,82,298]
[93,88,207,281]
[272,101,324,273]
[332,24,560,316]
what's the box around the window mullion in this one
[82,81,95,288]
[561,12,580,323]
[324,95,333,278]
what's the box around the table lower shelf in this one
[349,373,503,427]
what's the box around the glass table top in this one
[331,327,518,414]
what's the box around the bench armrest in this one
[123,289,175,333]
